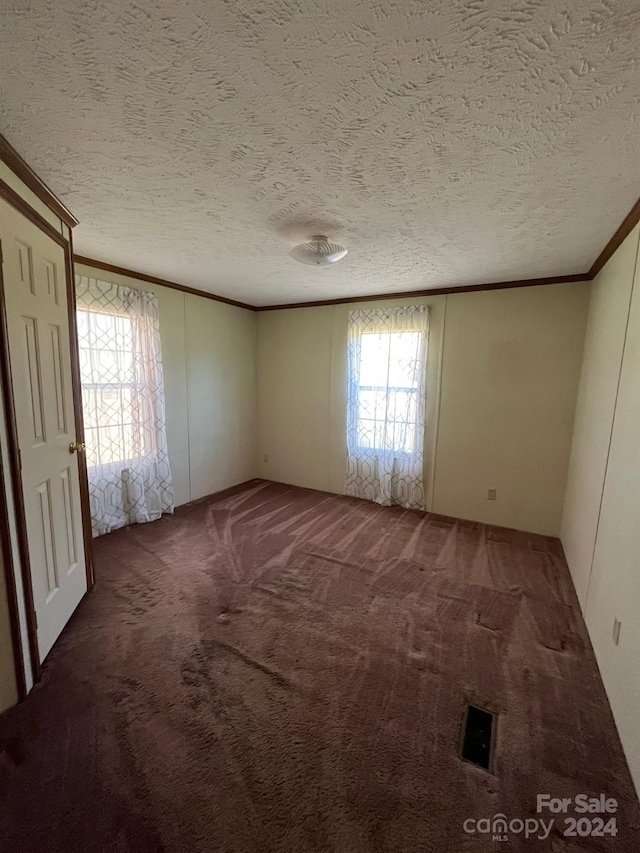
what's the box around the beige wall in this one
[184,294,257,500]
[257,297,446,501]
[561,227,639,606]
[257,281,589,537]
[434,285,589,534]
[75,264,257,505]
[257,305,337,494]
[561,224,640,791]
[257,296,447,504]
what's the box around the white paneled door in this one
[0,198,87,661]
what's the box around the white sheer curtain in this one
[345,305,429,510]
[76,276,174,537]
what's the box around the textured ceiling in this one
[1,0,640,306]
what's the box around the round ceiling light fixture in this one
[290,235,348,266]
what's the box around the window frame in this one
[77,305,144,471]
[352,329,425,457]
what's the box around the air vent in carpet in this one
[460,704,496,771]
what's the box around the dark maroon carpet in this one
[0,480,638,851]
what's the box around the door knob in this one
[69,441,86,454]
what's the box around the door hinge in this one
[0,239,3,265]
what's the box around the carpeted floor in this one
[0,480,638,852]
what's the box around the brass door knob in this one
[69,441,86,454]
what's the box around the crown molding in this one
[588,196,640,280]
[73,255,255,311]
[255,273,590,311]
[76,256,592,312]
[0,133,78,229]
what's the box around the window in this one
[345,305,429,510]
[76,276,173,537]
[77,308,139,469]
[356,330,423,454]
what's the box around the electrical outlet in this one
[487,489,497,501]
[613,618,622,646]
[263,453,269,463]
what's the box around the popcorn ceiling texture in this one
[1,0,639,305]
